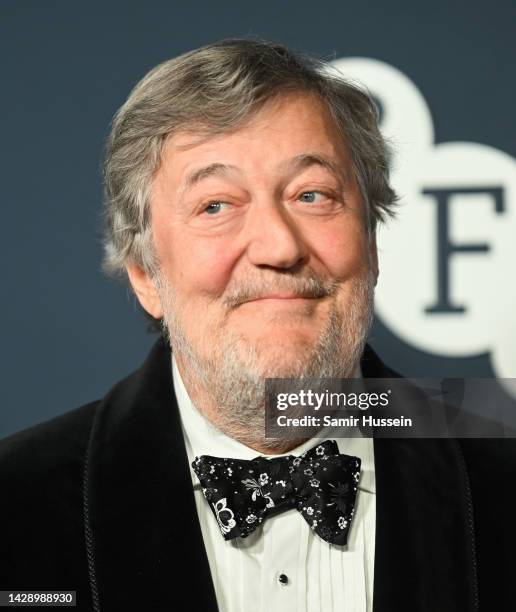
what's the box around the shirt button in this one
[278,573,289,586]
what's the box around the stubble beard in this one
[154,269,376,451]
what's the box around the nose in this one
[243,199,309,270]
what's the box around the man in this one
[0,39,513,611]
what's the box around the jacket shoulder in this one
[458,437,516,486]
[0,402,99,594]
[0,401,99,476]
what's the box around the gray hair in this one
[102,38,397,280]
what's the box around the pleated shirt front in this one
[173,356,376,612]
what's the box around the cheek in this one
[307,220,370,277]
[155,224,237,299]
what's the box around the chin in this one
[246,344,317,378]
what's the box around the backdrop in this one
[1,0,515,438]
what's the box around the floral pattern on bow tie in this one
[192,440,361,546]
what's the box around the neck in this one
[174,351,309,455]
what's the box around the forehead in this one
[157,92,352,182]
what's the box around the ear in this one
[369,234,379,285]
[125,263,164,319]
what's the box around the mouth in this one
[236,294,327,314]
[243,294,321,304]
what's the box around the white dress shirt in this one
[172,356,376,612]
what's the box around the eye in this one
[203,201,230,215]
[298,191,326,204]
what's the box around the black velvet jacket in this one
[0,337,513,611]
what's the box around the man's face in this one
[128,92,378,444]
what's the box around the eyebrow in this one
[282,153,347,185]
[180,153,346,196]
[183,163,238,192]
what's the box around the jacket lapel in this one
[84,336,218,610]
[362,347,478,612]
[372,437,478,612]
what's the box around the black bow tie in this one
[192,440,361,546]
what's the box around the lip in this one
[243,294,317,303]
